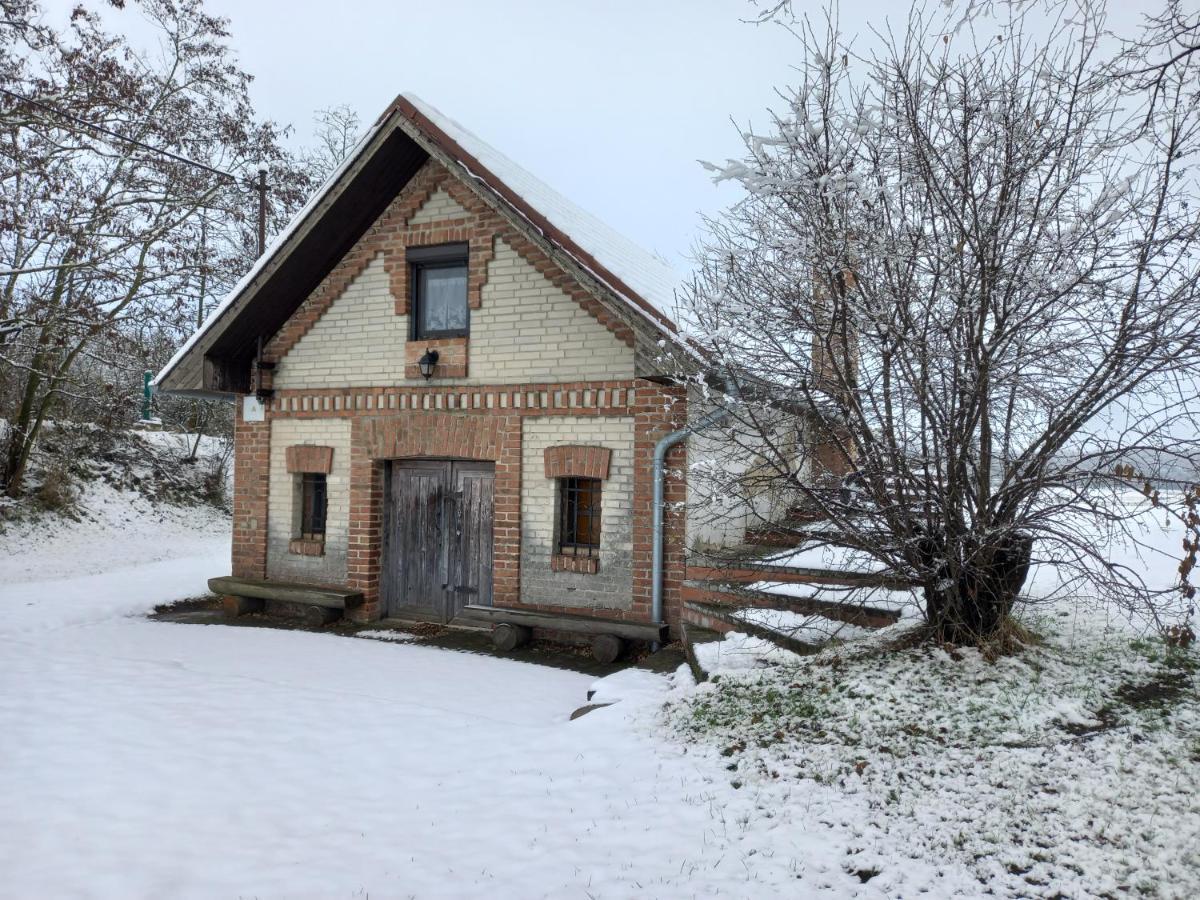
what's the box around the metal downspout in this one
[651,404,732,640]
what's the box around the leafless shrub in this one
[678,2,1200,643]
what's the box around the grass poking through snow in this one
[666,614,1200,897]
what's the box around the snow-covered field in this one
[0,490,883,898]
[2,479,1197,897]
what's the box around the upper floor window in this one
[409,243,468,339]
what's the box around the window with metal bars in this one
[300,473,327,540]
[557,477,601,557]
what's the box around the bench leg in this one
[223,594,265,617]
[303,605,341,627]
[591,634,624,664]
[492,623,531,652]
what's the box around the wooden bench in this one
[208,576,364,627]
[454,604,668,663]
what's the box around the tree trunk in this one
[920,533,1033,644]
[2,337,48,497]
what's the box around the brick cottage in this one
[156,94,795,650]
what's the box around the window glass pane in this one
[301,473,327,537]
[418,265,467,335]
[559,477,601,553]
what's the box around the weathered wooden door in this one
[382,459,494,621]
[448,462,495,616]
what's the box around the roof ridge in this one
[397,92,679,332]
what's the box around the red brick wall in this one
[248,379,689,633]
[284,445,333,474]
[345,412,522,621]
[632,382,689,630]
[403,336,468,379]
[543,444,612,480]
[232,402,270,579]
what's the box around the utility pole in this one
[256,166,268,257]
[197,216,208,329]
[142,371,152,422]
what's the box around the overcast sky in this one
[36,0,1148,274]
[28,0,813,272]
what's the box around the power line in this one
[0,85,242,183]
[1,85,272,255]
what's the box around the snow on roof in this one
[402,93,681,328]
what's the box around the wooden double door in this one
[382,459,495,622]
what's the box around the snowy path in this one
[0,536,884,899]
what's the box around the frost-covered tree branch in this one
[0,0,316,495]
[680,2,1200,643]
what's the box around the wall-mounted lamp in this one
[417,348,439,380]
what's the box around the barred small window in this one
[558,477,601,557]
[300,473,327,539]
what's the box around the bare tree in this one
[755,1,1199,115]
[302,103,362,183]
[0,0,314,496]
[681,2,1200,643]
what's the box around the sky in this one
[34,0,809,273]
[33,0,1150,275]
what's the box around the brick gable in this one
[262,159,636,377]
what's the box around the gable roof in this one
[399,95,679,330]
[155,93,681,395]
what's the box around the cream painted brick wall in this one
[407,187,468,223]
[272,239,634,390]
[470,240,634,383]
[266,418,352,584]
[273,255,395,389]
[686,390,806,551]
[520,417,634,610]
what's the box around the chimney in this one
[808,261,858,485]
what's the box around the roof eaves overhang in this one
[154,108,420,394]
[159,95,692,395]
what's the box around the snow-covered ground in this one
[0,426,230,584]
[0,479,230,584]
[674,613,1200,898]
[680,499,1200,898]
[0,490,893,898]
[2,478,1196,897]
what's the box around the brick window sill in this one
[551,553,599,574]
[289,538,326,557]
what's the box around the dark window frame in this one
[300,472,327,540]
[409,242,469,341]
[557,476,601,557]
